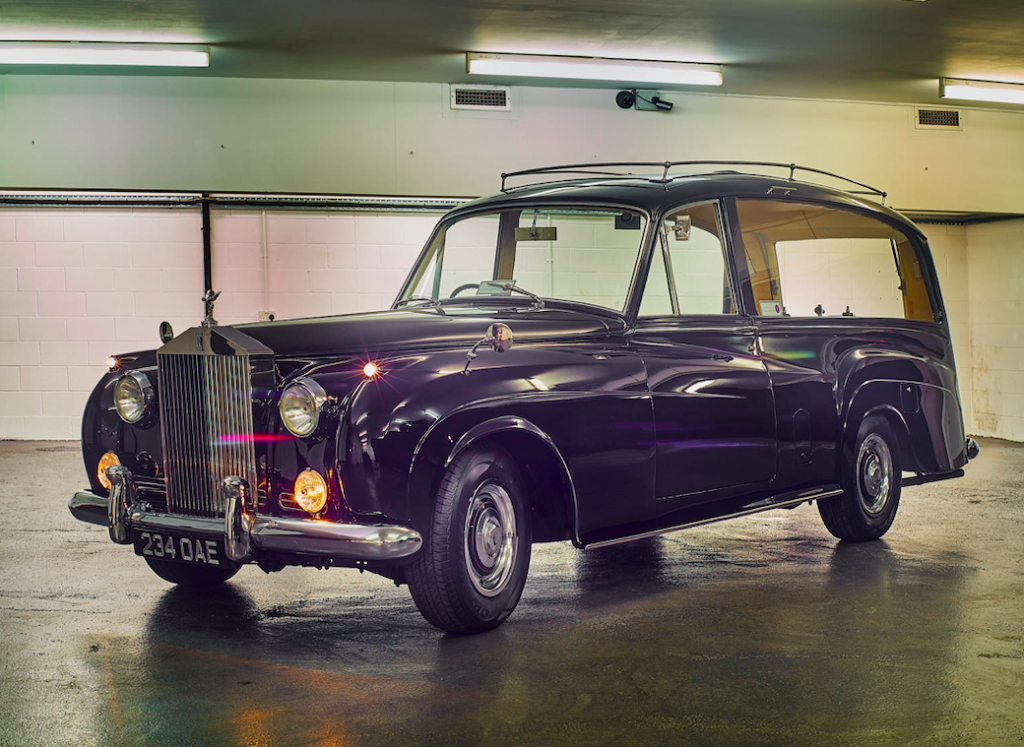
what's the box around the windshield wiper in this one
[395,296,441,308]
[498,282,545,309]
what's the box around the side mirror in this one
[464,323,515,374]
[672,215,691,241]
[487,323,513,353]
[159,321,174,344]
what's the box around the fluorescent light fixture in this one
[0,42,209,67]
[940,78,1024,105]
[467,52,722,86]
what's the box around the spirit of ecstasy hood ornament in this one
[201,289,221,327]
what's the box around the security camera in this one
[650,95,673,111]
[616,89,674,112]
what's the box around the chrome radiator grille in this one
[158,352,257,517]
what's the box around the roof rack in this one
[500,161,887,204]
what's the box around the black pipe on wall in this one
[201,192,213,294]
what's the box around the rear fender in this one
[843,379,964,475]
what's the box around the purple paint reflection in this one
[218,433,295,444]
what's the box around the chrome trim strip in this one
[131,510,224,537]
[584,488,843,550]
[251,519,423,560]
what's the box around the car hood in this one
[234,304,624,358]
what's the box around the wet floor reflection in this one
[7,439,1020,745]
[90,531,981,747]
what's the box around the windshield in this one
[396,207,648,313]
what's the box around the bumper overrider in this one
[68,465,422,563]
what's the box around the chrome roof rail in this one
[500,161,888,205]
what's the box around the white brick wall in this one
[0,208,204,438]
[0,207,439,438]
[211,210,434,324]
[0,207,983,440]
[966,219,1024,441]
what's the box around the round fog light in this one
[97,451,120,490]
[293,469,328,514]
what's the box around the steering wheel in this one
[450,283,480,297]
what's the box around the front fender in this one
[335,343,654,538]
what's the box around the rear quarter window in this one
[734,199,935,321]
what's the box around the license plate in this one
[134,530,227,566]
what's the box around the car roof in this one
[449,171,924,240]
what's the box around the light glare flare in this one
[363,362,380,378]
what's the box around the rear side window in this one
[733,200,934,321]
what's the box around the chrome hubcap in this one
[464,482,517,597]
[858,434,893,516]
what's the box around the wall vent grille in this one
[916,108,963,130]
[450,85,512,111]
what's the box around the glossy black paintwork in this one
[81,173,969,558]
[631,316,776,503]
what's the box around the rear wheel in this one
[818,415,902,542]
[407,445,532,634]
[145,557,241,587]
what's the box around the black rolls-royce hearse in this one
[69,162,979,633]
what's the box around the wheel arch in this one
[841,395,914,475]
[410,414,581,547]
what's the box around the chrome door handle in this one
[711,354,734,362]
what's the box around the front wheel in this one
[145,557,241,587]
[818,415,902,542]
[407,445,532,634]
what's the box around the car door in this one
[725,196,943,492]
[630,201,777,513]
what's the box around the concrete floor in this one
[0,439,1021,747]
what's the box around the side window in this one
[640,202,735,317]
[734,200,934,321]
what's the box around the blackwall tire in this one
[145,557,241,587]
[818,415,902,542]
[407,445,532,634]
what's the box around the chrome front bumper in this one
[68,467,422,563]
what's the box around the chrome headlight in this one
[114,371,153,423]
[279,378,328,437]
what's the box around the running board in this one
[584,486,842,550]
